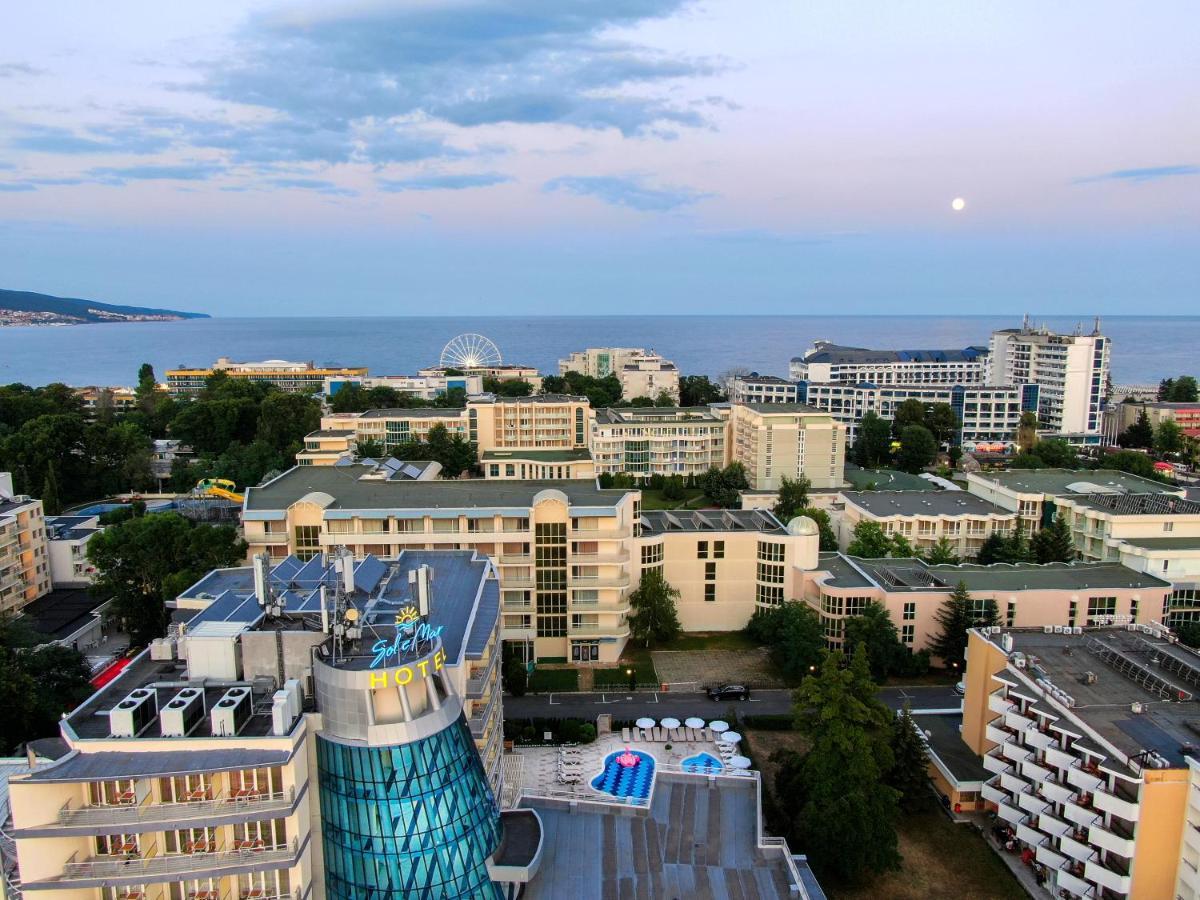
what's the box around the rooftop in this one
[970,468,1179,497]
[244,465,630,513]
[481,449,593,462]
[521,776,806,900]
[640,508,787,535]
[841,490,1009,518]
[469,393,588,404]
[736,373,795,385]
[995,627,1200,768]
[305,429,356,438]
[916,712,990,784]
[843,464,938,492]
[356,407,466,419]
[19,588,110,643]
[793,342,988,365]
[594,406,723,424]
[1118,536,1200,551]
[1059,491,1200,517]
[44,515,101,541]
[737,402,826,414]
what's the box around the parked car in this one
[707,684,751,701]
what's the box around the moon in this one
[951,197,966,212]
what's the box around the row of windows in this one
[697,540,725,559]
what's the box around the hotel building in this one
[1,548,538,900]
[44,514,102,586]
[558,348,679,402]
[418,364,542,391]
[833,491,1016,559]
[798,554,1171,654]
[726,374,799,406]
[986,319,1110,434]
[0,473,51,615]
[590,407,726,479]
[74,386,139,418]
[240,466,820,664]
[962,625,1194,900]
[789,341,989,385]
[481,450,595,481]
[797,381,1039,448]
[322,372,484,401]
[1103,400,1200,445]
[725,403,846,491]
[166,360,368,397]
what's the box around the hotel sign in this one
[368,606,447,687]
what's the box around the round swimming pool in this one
[681,751,724,774]
[591,750,655,801]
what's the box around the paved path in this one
[504,685,961,720]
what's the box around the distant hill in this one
[0,288,209,324]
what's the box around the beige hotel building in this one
[0,472,51,615]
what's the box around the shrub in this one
[579,723,596,743]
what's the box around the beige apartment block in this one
[559,348,679,402]
[591,407,726,478]
[725,403,846,491]
[482,449,596,481]
[418,363,542,391]
[167,358,368,397]
[0,473,51,614]
[320,407,470,453]
[834,490,1016,560]
[962,626,1193,900]
[467,394,593,454]
[296,429,358,465]
[798,554,1171,656]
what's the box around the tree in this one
[678,375,725,407]
[0,616,94,754]
[921,536,960,565]
[1032,438,1077,468]
[1175,621,1200,649]
[1118,409,1155,449]
[484,377,534,397]
[1016,411,1038,453]
[661,475,686,501]
[356,438,385,459]
[257,392,321,455]
[925,403,960,446]
[895,425,937,474]
[846,520,914,559]
[1167,376,1199,402]
[1158,378,1175,401]
[929,581,997,670]
[1107,449,1160,479]
[789,646,901,883]
[889,532,915,558]
[1008,451,1047,469]
[800,507,838,551]
[135,363,159,413]
[976,532,1006,565]
[747,603,825,683]
[1156,419,1185,455]
[390,424,478,478]
[852,412,892,468]
[88,514,247,646]
[653,389,675,407]
[887,704,931,812]
[41,460,62,516]
[700,463,749,508]
[501,647,528,697]
[772,475,811,522]
[626,568,681,648]
[998,521,1034,563]
[1032,514,1076,563]
[844,602,907,681]
[891,398,927,437]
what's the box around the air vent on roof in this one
[210,686,252,736]
[160,687,205,737]
[109,688,158,738]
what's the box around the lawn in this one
[527,668,579,692]
[600,632,765,689]
[638,488,710,510]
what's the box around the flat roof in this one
[794,343,987,365]
[305,429,355,438]
[640,508,787,535]
[521,776,803,899]
[481,449,592,462]
[971,468,1178,497]
[1119,536,1200,551]
[843,464,937,491]
[19,588,109,642]
[469,393,587,404]
[357,407,465,419]
[594,406,723,424]
[842,490,1009,517]
[1059,492,1200,517]
[244,465,630,512]
[916,712,990,784]
[998,628,1200,767]
[738,402,825,414]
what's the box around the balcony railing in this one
[58,839,299,882]
[56,789,296,829]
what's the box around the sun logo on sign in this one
[395,607,419,626]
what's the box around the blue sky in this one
[0,0,1196,316]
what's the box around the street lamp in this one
[626,667,635,691]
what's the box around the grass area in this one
[638,488,709,510]
[599,632,765,688]
[594,663,656,688]
[659,631,760,652]
[743,730,1023,900]
[829,810,1025,900]
[527,668,579,692]
[883,669,960,687]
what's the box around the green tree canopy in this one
[1032,438,1078,468]
[750,602,825,684]
[389,423,478,478]
[891,398,927,436]
[921,536,960,565]
[1156,419,1185,455]
[846,520,911,559]
[483,377,534,397]
[88,513,247,646]
[895,424,937,474]
[627,568,681,648]
[800,507,839,551]
[852,411,892,468]
[843,602,907,682]
[1118,409,1154,449]
[1107,449,1161,480]
[887,704,931,812]
[0,617,94,754]
[925,403,960,445]
[678,375,726,407]
[772,475,811,522]
[700,463,749,508]
[1032,515,1076,564]
[929,581,997,670]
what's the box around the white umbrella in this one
[719,731,742,745]
[685,717,705,729]
[660,717,681,729]
[729,755,752,769]
[636,717,656,729]
[708,720,729,733]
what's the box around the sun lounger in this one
[622,728,631,742]
[704,728,713,742]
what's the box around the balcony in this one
[1001,741,1032,765]
[981,783,1007,806]
[569,551,630,564]
[54,840,300,884]
[567,529,627,539]
[1035,843,1067,870]
[1088,821,1135,858]
[1084,858,1130,894]
[1063,800,1100,829]
[568,623,630,638]
[995,801,1024,825]
[54,789,297,831]
[1058,832,1096,865]
[988,693,1015,716]
[498,554,532,564]
[1066,764,1105,793]
[1016,823,1046,848]
[499,576,536,589]
[1021,758,1053,782]
[1024,729,1056,751]
[1035,811,1070,838]
[1092,785,1139,821]
[1003,710,1033,732]
[1044,746,1076,770]
[466,655,499,700]
[568,574,631,588]
[999,771,1030,796]
[1055,868,1095,899]
[982,752,1012,777]
[1017,792,1050,817]
[1040,781,1074,805]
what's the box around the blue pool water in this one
[681,752,724,774]
[71,500,177,516]
[591,750,655,801]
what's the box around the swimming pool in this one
[591,750,655,801]
[681,751,724,774]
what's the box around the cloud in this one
[0,182,36,192]
[544,174,711,211]
[1075,164,1200,184]
[378,172,513,192]
[86,162,225,183]
[0,62,44,78]
[266,176,357,196]
[9,123,171,155]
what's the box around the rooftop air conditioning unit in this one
[160,687,205,737]
[271,692,291,736]
[149,637,176,661]
[1131,702,1145,714]
[1043,626,1054,634]
[109,688,158,738]
[210,686,252,737]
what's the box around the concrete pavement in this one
[503,684,962,721]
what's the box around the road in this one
[503,684,961,721]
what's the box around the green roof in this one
[972,468,1178,496]
[843,464,936,492]
[481,449,593,462]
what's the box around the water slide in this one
[194,478,244,503]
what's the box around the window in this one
[1131,597,1139,621]
[294,525,321,560]
[714,540,725,559]
[489,464,500,477]
[756,584,784,606]
[1006,602,1016,627]
[572,641,599,662]
[1086,596,1117,624]
[1164,521,1175,533]
[757,562,785,584]
[902,602,916,621]
[705,562,717,581]
[697,540,709,559]
[506,464,516,477]
[901,625,915,644]
[537,615,567,637]
[758,541,785,562]
[641,543,663,565]
[1068,600,1077,627]
[704,583,716,602]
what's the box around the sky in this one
[0,0,1197,316]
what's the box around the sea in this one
[0,315,1195,388]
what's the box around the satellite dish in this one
[344,608,359,622]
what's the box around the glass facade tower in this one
[317,717,503,899]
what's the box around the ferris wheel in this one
[439,333,502,370]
